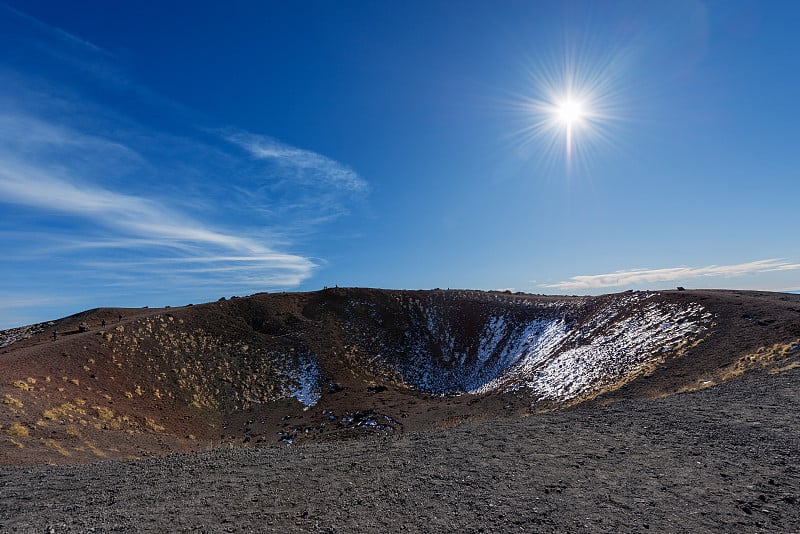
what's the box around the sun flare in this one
[555,98,585,126]
[550,96,590,162]
[511,47,625,173]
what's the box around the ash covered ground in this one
[1,288,799,531]
[2,366,799,532]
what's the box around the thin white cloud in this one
[1,3,107,55]
[546,259,800,290]
[0,6,370,327]
[225,131,368,192]
[772,263,800,271]
[0,161,314,277]
[0,294,78,309]
[0,114,316,292]
[2,161,225,250]
[0,113,140,164]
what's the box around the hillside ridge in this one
[1,288,799,465]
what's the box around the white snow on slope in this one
[343,292,713,403]
[0,322,52,348]
[476,297,712,400]
[287,352,322,407]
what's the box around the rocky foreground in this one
[2,365,799,532]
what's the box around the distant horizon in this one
[1,2,798,329]
[2,286,798,331]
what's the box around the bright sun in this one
[555,99,584,126]
[549,95,590,163]
[514,47,623,172]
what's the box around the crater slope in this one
[1,288,798,465]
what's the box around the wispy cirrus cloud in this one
[0,108,357,292]
[0,6,367,328]
[1,3,106,54]
[225,131,368,193]
[0,126,316,285]
[545,259,800,291]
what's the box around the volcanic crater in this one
[3,288,800,532]
[1,288,798,465]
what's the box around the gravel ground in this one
[2,367,799,533]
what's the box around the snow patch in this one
[288,352,321,407]
[341,292,713,403]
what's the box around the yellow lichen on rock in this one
[5,422,30,437]
[42,402,86,421]
[3,394,24,409]
[12,380,34,391]
[84,440,107,458]
[43,439,71,457]
[93,406,115,421]
[723,338,800,381]
[145,418,165,432]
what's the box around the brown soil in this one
[1,365,798,532]
[0,288,798,466]
[0,288,799,531]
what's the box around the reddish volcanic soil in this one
[1,362,799,532]
[0,288,799,532]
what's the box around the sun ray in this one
[503,42,630,176]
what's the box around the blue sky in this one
[1,0,799,328]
